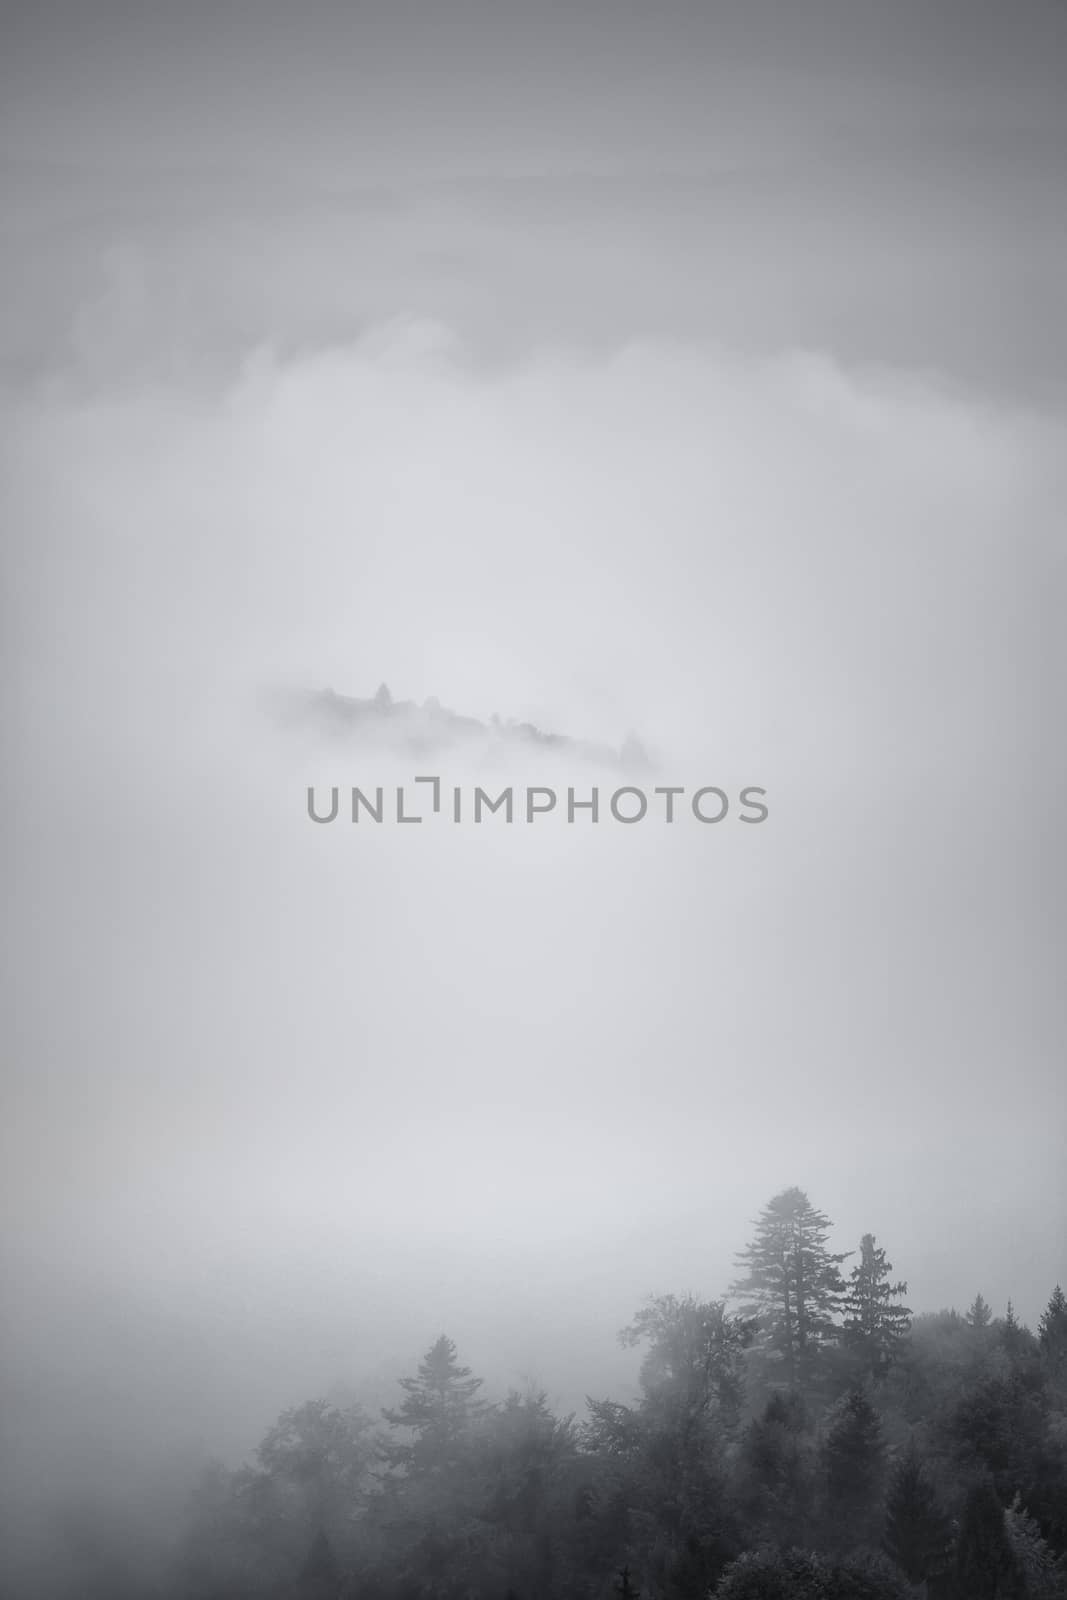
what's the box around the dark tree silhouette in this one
[1039,1285,1067,1379]
[162,1209,1067,1600]
[731,1187,850,1388]
[967,1292,994,1329]
[842,1234,911,1379]
[381,1334,488,1476]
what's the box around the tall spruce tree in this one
[842,1234,912,1379]
[1001,1300,1027,1363]
[731,1187,850,1388]
[1038,1285,1067,1379]
[381,1335,488,1477]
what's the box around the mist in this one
[2,4,1065,1597]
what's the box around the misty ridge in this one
[10,1186,1066,1600]
[270,682,776,828]
[265,681,653,774]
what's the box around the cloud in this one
[6,314,1063,765]
[2,9,1065,1582]
[1,308,1063,1554]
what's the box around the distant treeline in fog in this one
[34,1190,1067,1599]
[268,681,652,772]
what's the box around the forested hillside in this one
[167,1188,1067,1600]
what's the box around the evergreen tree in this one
[881,1438,953,1586]
[1003,1494,1066,1598]
[954,1478,1020,1600]
[737,1391,816,1551]
[967,1292,994,1329]
[842,1235,912,1379]
[381,1335,488,1476]
[372,1339,495,1596]
[945,1363,1052,1512]
[731,1187,850,1388]
[821,1390,886,1549]
[1039,1285,1067,1379]
[1000,1300,1037,1365]
[715,1547,912,1599]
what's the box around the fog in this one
[1,4,1065,1595]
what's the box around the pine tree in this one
[966,1292,994,1329]
[1001,1300,1026,1362]
[881,1439,953,1585]
[1038,1285,1067,1378]
[821,1390,886,1548]
[381,1335,488,1476]
[731,1187,850,1388]
[842,1234,912,1379]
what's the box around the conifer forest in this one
[121,1191,1067,1599]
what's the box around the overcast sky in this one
[1,0,1065,1561]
